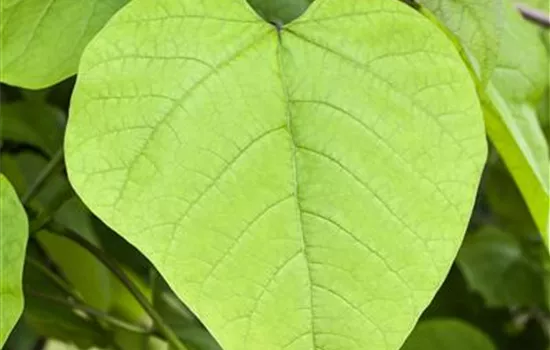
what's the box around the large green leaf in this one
[482,2,550,243]
[0,0,128,89]
[0,175,28,346]
[401,319,495,350]
[420,0,503,84]
[456,226,546,307]
[65,0,487,349]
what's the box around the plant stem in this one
[29,189,73,234]
[45,222,187,350]
[26,290,149,334]
[516,3,550,28]
[26,257,149,334]
[25,257,79,298]
[21,148,64,205]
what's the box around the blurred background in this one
[1,0,549,349]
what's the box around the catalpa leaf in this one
[0,0,127,89]
[0,175,28,346]
[420,0,503,84]
[402,319,495,350]
[65,0,487,349]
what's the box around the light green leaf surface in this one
[401,319,495,350]
[456,226,546,307]
[65,0,486,349]
[420,0,503,84]
[483,2,550,244]
[0,175,28,347]
[0,0,128,89]
[518,0,549,11]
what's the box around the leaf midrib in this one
[276,29,318,350]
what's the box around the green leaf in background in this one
[401,318,495,350]
[0,175,28,346]
[246,0,313,24]
[43,339,103,350]
[1,151,152,323]
[24,294,108,349]
[457,226,546,308]
[0,153,113,310]
[484,159,538,236]
[0,99,65,157]
[482,2,550,244]
[420,0,503,84]
[37,198,113,311]
[4,318,40,350]
[108,265,151,325]
[65,0,487,349]
[0,0,128,89]
[21,245,108,348]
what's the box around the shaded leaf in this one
[65,0,487,349]
[108,265,151,325]
[4,318,40,350]
[456,226,546,308]
[0,175,28,346]
[0,0,128,89]
[246,0,312,24]
[44,339,103,350]
[0,99,65,157]
[401,318,495,350]
[484,159,539,237]
[24,294,108,349]
[21,243,106,348]
[0,152,113,311]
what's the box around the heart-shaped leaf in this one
[65,0,487,349]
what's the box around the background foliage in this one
[0,0,549,349]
